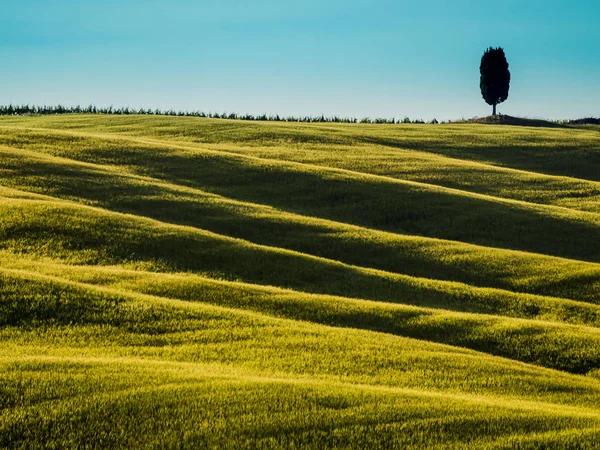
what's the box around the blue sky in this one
[1,0,598,120]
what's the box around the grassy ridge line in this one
[4,115,600,182]
[107,116,600,183]
[209,141,600,214]
[6,125,600,215]
[3,360,599,450]
[119,133,600,217]
[3,354,600,420]
[0,185,57,200]
[5,126,600,265]
[5,267,600,406]
[3,145,600,305]
[5,195,600,330]
[8,123,600,216]
[4,266,600,374]
[7,254,600,330]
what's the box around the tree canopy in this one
[480,47,511,115]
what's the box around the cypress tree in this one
[480,47,511,116]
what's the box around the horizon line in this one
[0,104,598,125]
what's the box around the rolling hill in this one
[2,115,600,448]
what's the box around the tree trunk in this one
[493,103,497,116]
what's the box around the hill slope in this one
[2,115,600,448]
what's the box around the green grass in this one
[2,115,600,448]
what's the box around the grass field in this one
[2,115,600,448]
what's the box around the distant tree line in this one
[0,104,440,124]
[1,104,594,126]
[567,118,600,125]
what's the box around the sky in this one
[1,0,599,121]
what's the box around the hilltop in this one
[2,115,600,448]
[465,114,564,128]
